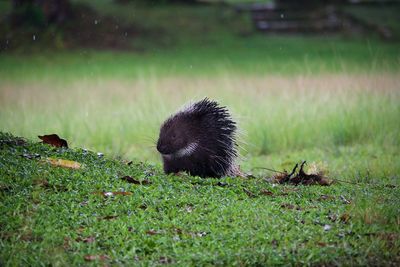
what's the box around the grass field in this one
[1,1,400,266]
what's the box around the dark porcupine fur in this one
[156,98,238,178]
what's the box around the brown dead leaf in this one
[340,213,350,223]
[317,242,327,247]
[146,229,159,235]
[45,158,81,169]
[84,255,109,261]
[38,134,68,148]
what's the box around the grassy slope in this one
[1,133,399,266]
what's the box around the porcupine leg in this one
[163,158,180,174]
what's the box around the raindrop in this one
[94,19,98,25]
[280,14,284,19]
[33,35,36,41]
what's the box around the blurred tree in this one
[11,0,71,27]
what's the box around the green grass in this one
[1,133,399,266]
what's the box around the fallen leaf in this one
[146,229,159,235]
[317,242,327,247]
[45,158,81,169]
[84,255,109,261]
[38,134,68,148]
[340,213,350,223]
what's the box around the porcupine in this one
[156,98,238,178]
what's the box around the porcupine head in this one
[156,98,238,178]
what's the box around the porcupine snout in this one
[156,140,168,155]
